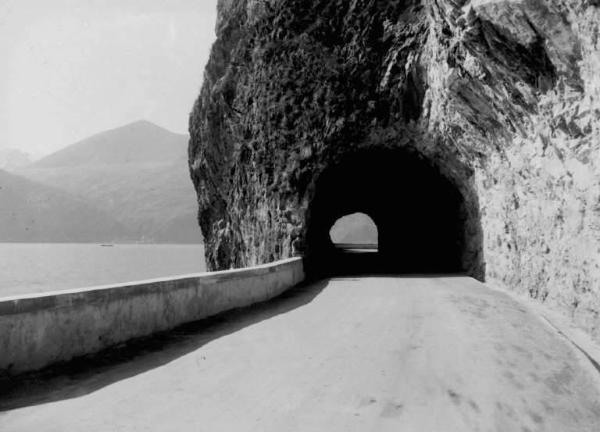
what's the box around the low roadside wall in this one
[0,257,304,376]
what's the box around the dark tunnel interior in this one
[305,148,469,277]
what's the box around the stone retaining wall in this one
[0,258,304,375]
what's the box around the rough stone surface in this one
[189,1,600,340]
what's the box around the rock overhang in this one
[189,0,600,339]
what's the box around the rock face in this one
[189,1,600,338]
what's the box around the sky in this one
[0,0,218,157]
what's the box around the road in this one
[2,276,600,431]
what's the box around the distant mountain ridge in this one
[11,121,202,244]
[32,120,187,168]
[0,148,33,171]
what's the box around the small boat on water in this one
[100,244,114,247]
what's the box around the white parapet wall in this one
[0,257,304,376]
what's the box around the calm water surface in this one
[0,243,206,298]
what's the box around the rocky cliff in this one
[189,1,600,339]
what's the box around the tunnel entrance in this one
[305,148,480,277]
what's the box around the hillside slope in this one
[33,120,186,168]
[19,121,201,243]
[0,148,33,172]
[0,169,131,242]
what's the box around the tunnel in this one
[304,148,481,278]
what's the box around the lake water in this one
[0,243,206,298]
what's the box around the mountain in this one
[33,120,186,168]
[0,148,33,171]
[0,169,132,242]
[18,121,202,243]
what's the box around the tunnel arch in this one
[304,147,484,279]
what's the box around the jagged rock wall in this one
[189,1,600,339]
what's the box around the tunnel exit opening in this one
[305,148,483,278]
[329,212,379,251]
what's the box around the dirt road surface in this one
[2,276,600,431]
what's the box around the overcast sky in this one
[0,0,218,157]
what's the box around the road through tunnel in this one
[305,148,484,279]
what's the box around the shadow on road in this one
[0,280,329,411]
